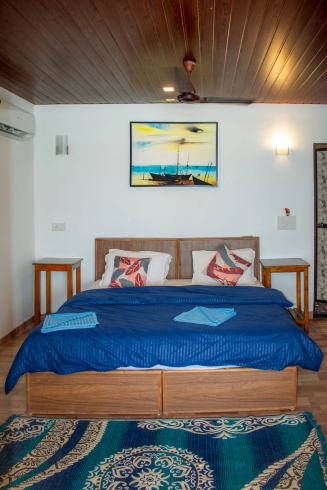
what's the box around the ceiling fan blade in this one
[151,99,178,103]
[200,97,254,105]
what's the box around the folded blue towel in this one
[41,312,98,333]
[174,307,236,327]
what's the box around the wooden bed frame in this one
[26,237,297,417]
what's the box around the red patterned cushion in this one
[109,256,152,288]
[202,244,251,286]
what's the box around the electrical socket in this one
[52,222,66,231]
[277,216,296,230]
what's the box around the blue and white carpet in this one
[0,412,326,489]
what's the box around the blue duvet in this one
[5,286,323,393]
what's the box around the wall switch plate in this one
[277,216,296,230]
[52,222,66,231]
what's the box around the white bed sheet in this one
[117,364,237,371]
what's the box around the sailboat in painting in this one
[192,175,212,185]
[192,161,214,185]
[164,149,191,181]
[149,166,169,181]
[150,149,191,183]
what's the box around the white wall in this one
[34,103,327,311]
[0,88,34,338]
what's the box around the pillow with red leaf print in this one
[202,244,251,286]
[109,256,152,288]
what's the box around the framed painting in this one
[130,122,218,187]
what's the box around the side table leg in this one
[46,271,51,315]
[296,271,301,313]
[76,266,81,294]
[67,265,73,298]
[303,269,309,334]
[34,266,41,326]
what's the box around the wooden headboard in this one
[95,238,178,281]
[95,237,260,281]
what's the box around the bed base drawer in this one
[162,367,297,416]
[26,371,162,418]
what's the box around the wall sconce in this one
[56,135,69,155]
[276,146,289,155]
[274,133,289,155]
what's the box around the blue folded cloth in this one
[41,312,98,333]
[174,306,236,327]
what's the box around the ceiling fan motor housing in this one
[177,92,200,103]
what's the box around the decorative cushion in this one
[202,245,251,286]
[233,248,255,285]
[109,256,152,288]
[191,248,256,285]
[100,249,172,286]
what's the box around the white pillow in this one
[191,249,256,286]
[100,249,172,286]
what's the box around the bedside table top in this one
[33,258,82,266]
[260,258,309,268]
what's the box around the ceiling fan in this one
[175,59,254,105]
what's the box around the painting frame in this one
[130,122,218,187]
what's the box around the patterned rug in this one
[1,412,327,489]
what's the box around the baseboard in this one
[0,317,34,347]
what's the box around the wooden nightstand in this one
[260,258,310,334]
[33,258,83,326]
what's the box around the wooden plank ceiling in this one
[0,0,327,105]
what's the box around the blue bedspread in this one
[5,286,324,393]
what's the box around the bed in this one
[6,237,324,418]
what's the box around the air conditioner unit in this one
[0,99,35,140]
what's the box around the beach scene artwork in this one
[130,122,218,186]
